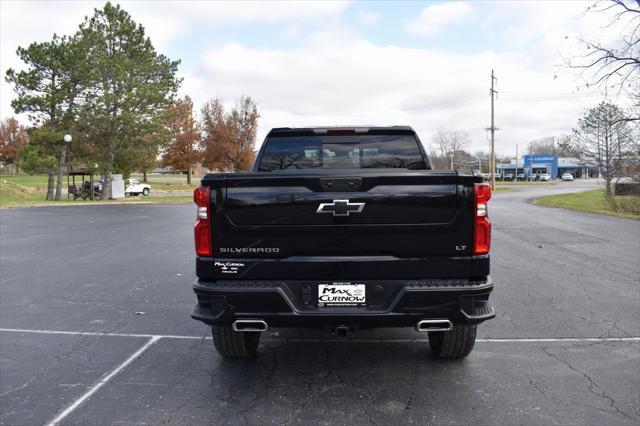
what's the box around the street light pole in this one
[54,134,72,201]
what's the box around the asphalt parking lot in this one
[1,180,639,425]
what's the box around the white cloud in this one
[407,2,473,37]
[193,33,605,156]
[0,0,350,118]
[123,1,350,48]
[280,25,301,41]
[356,10,380,26]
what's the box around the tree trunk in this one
[101,144,115,200]
[46,171,55,201]
[54,142,68,201]
[605,177,613,198]
[101,171,112,200]
[143,170,148,183]
[187,166,191,185]
[604,128,612,198]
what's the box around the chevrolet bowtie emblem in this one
[316,199,365,217]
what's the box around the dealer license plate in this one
[317,283,366,307]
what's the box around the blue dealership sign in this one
[523,154,558,177]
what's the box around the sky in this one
[0,0,634,156]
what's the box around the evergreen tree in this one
[5,35,84,200]
[77,2,181,198]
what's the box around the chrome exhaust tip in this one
[232,319,269,332]
[415,319,453,332]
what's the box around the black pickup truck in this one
[192,126,494,359]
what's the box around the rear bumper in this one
[191,277,495,329]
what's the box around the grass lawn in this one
[139,181,197,191]
[1,174,192,207]
[1,174,52,189]
[496,181,557,186]
[3,174,198,189]
[0,179,49,206]
[533,189,640,220]
[492,187,514,193]
[130,174,199,190]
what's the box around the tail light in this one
[194,187,212,256]
[473,183,491,255]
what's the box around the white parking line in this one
[0,327,206,340]
[1,327,639,343]
[286,337,640,343]
[44,336,161,426]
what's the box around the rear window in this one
[258,134,427,171]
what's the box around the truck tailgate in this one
[204,170,479,280]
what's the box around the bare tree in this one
[432,129,471,170]
[569,0,639,111]
[572,102,636,196]
[473,150,491,172]
[528,137,556,154]
[426,148,448,170]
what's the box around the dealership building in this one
[496,154,599,179]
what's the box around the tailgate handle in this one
[319,177,362,192]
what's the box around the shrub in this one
[607,194,640,216]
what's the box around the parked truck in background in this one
[191,126,495,359]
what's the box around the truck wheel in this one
[428,324,477,359]
[142,188,150,196]
[211,325,260,358]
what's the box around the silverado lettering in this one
[220,247,280,253]
[191,126,495,359]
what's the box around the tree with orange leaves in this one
[200,96,259,172]
[162,96,202,184]
[0,117,29,173]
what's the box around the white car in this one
[561,173,574,182]
[539,173,551,181]
[125,178,151,196]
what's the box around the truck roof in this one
[267,126,416,137]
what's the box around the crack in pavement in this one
[541,345,638,422]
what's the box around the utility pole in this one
[530,141,534,180]
[489,70,498,190]
[553,136,557,179]
[516,144,524,181]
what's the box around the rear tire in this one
[211,325,260,358]
[428,324,477,359]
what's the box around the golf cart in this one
[67,170,100,200]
